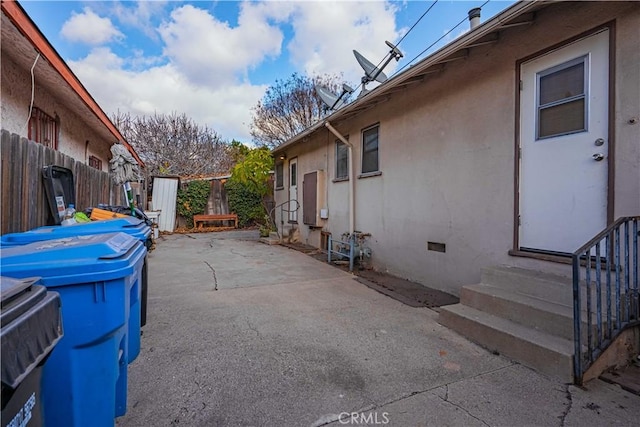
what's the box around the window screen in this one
[336,141,349,179]
[537,57,587,139]
[362,125,379,174]
[290,162,297,186]
[275,163,284,188]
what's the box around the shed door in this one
[151,177,179,232]
[289,158,298,222]
[519,29,609,254]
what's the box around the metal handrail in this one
[268,199,300,240]
[572,216,639,385]
[327,234,356,271]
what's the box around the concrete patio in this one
[116,231,640,426]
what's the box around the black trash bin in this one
[42,165,75,225]
[1,276,63,427]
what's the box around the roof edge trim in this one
[1,0,144,167]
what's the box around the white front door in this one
[519,29,609,254]
[289,158,298,222]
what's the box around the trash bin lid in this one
[0,276,39,303]
[42,165,75,225]
[0,232,146,288]
[1,217,151,247]
[1,276,63,389]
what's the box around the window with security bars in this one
[89,155,102,170]
[28,107,59,149]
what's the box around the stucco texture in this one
[274,2,640,295]
[1,49,112,171]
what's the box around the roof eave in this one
[273,0,542,155]
[1,0,145,168]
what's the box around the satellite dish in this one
[385,40,404,61]
[353,40,403,97]
[316,85,345,110]
[315,83,354,111]
[353,50,388,83]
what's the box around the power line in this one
[392,0,491,77]
[372,1,440,71]
[345,0,491,97]
[396,0,439,48]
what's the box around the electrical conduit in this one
[324,121,354,235]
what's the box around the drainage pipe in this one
[324,121,354,235]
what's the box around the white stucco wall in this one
[278,2,640,295]
[614,9,640,217]
[1,52,112,171]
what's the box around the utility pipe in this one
[324,121,354,235]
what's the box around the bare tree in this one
[250,73,348,149]
[112,111,235,177]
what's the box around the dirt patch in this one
[163,226,256,235]
[280,242,459,309]
[600,362,640,396]
[355,270,459,309]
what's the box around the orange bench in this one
[193,214,238,229]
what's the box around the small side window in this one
[361,125,379,174]
[290,162,297,186]
[275,163,284,189]
[28,107,59,149]
[335,140,349,180]
[89,155,103,170]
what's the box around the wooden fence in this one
[1,130,125,234]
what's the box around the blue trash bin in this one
[0,217,151,248]
[1,217,151,360]
[0,233,146,425]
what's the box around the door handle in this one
[592,153,605,161]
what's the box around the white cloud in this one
[111,1,168,40]
[283,2,401,84]
[158,4,284,87]
[63,1,404,143]
[61,7,124,45]
[68,47,267,142]
[227,1,401,88]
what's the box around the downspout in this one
[324,121,354,235]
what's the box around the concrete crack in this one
[558,384,573,427]
[245,318,261,339]
[231,248,252,258]
[316,363,517,426]
[435,384,490,427]
[203,261,218,290]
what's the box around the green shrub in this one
[225,180,264,227]
[176,180,211,228]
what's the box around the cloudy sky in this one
[21,0,516,143]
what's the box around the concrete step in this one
[460,283,605,342]
[439,304,574,383]
[258,236,281,245]
[481,265,621,308]
[481,266,573,305]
